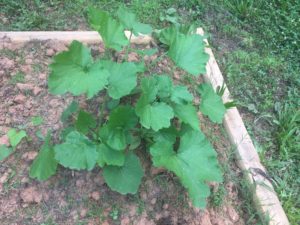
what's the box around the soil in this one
[0,39,252,225]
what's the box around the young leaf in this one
[171,85,194,105]
[0,145,13,161]
[168,33,209,76]
[29,135,58,181]
[136,99,174,131]
[48,41,109,98]
[54,131,98,170]
[117,6,152,35]
[198,83,226,123]
[75,110,96,134]
[155,75,173,98]
[172,103,200,130]
[140,76,158,102]
[150,129,222,208]
[7,129,27,148]
[103,153,144,194]
[98,144,125,166]
[109,105,138,130]
[61,101,79,122]
[88,8,128,51]
[31,116,44,126]
[102,61,141,99]
[104,106,138,150]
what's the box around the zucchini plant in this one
[29,6,227,208]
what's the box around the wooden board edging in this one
[0,29,289,225]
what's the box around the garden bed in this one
[0,30,289,225]
[0,38,250,225]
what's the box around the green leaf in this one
[97,144,125,166]
[117,6,152,35]
[29,135,58,181]
[103,153,144,194]
[153,126,178,143]
[155,75,173,98]
[61,101,79,122]
[140,77,158,102]
[109,105,138,130]
[158,25,196,46]
[171,85,194,104]
[104,106,138,150]
[48,41,109,98]
[54,131,98,170]
[136,100,174,131]
[107,128,127,151]
[168,33,209,76]
[102,61,140,99]
[7,129,27,148]
[75,110,96,134]
[0,145,14,161]
[198,83,226,123]
[150,129,222,208]
[88,8,128,51]
[173,104,200,130]
[31,116,43,126]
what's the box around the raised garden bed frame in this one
[0,28,290,225]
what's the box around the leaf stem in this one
[125,29,133,61]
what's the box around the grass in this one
[1,0,299,223]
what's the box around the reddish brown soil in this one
[0,39,250,225]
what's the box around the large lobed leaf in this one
[150,129,222,208]
[168,33,209,76]
[54,131,98,170]
[103,153,144,194]
[88,7,128,51]
[198,83,226,124]
[117,6,152,35]
[102,60,141,99]
[100,105,138,151]
[48,41,109,98]
[29,134,58,181]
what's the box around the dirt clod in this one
[46,49,55,57]
[90,191,101,201]
[20,187,43,204]
[0,135,10,146]
[13,94,26,104]
[227,205,240,222]
[22,151,38,161]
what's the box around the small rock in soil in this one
[140,191,147,201]
[93,175,105,186]
[150,198,157,205]
[20,65,32,74]
[13,94,26,104]
[199,210,212,225]
[22,151,38,161]
[227,205,239,222]
[20,187,43,204]
[128,52,139,62]
[0,171,9,183]
[162,203,169,210]
[121,216,130,225]
[16,83,34,92]
[0,135,10,146]
[0,57,15,70]
[46,49,55,57]
[90,191,101,201]
[129,205,137,217]
[33,87,42,96]
[80,208,88,218]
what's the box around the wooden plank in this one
[197,28,290,225]
[0,31,152,46]
[0,29,289,224]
